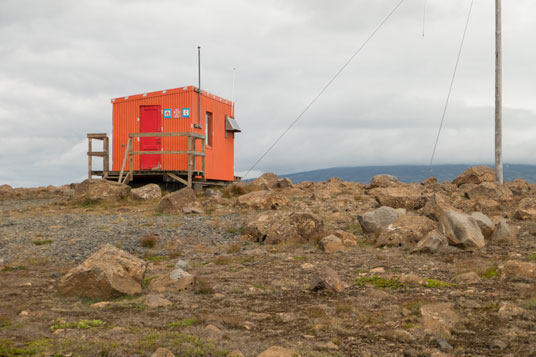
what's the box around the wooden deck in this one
[88,132,239,188]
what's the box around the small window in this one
[205,112,213,147]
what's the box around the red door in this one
[140,105,162,170]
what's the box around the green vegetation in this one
[143,275,159,288]
[172,333,228,356]
[483,265,499,279]
[354,276,405,289]
[522,297,536,310]
[1,265,27,272]
[144,255,168,262]
[50,319,105,332]
[423,278,453,288]
[167,318,199,328]
[528,253,536,261]
[401,322,422,329]
[0,338,52,356]
[293,256,306,261]
[31,239,53,246]
[346,223,363,235]
[225,226,244,235]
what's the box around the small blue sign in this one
[182,108,191,118]
[163,109,172,119]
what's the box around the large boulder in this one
[515,197,536,220]
[257,346,296,357]
[357,206,407,234]
[501,260,536,280]
[319,235,345,253]
[244,211,323,244]
[74,179,131,202]
[158,187,196,213]
[149,268,194,293]
[376,215,437,248]
[506,179,530,196]
[236,190,288,210]
[490,219,518,245]
[425,194,485,250]
[370,184,424,210]
[452,166,496,187]
[252,173,279,189]
[58,244,147,298]
[367,174,399,189]
[440,210,486,251]
[131,184,162,200]
[311,266,345,293]
[423,194,455,221]
[420,303,460,337]
[465,182,513,201]
[277,178,294,189]
[470,212,495,240]
[411,230,449,254]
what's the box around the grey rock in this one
[470,212,495,240]
[440,210,486,251]
[357,206,406,234]
[491,219,518,245]
[411,230,448,254]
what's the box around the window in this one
[205,112,213,147]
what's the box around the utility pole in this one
[495,0,503,184]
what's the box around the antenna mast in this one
[197,46,202,128]
[495,0,503,184]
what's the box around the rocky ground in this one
[1,167,536,357]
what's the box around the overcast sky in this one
[1,0,535,187]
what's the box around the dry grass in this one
[226,242,242,254]
[140,234,158,248]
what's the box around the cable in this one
[426,0,474,178]
[422,0,427,37]
[243,0,406,179]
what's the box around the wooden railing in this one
[87,133,109,180]
[118,132,206,187]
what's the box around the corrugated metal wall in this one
[112,86,235,181]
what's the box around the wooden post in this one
[103,136,109,177]
[192,137,197,172]
[201,138,206,178]
[495,0,503,184]
[88,138,92,181]
[187,135,192,187]
[118,138,131,183]
[128,139,133,184]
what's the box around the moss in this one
[423,278,453,288]
[144,256,168,262]
[50,319,105,332]
[483,265,499,279]
[167,318,199,328]
[172,333,228,356]
[1,265,27,272]
[528,254,536,261]
[31,239,53,246]
[354,276,405,289]
[0,338,52,356]
[143,275,159,287]
[293,256,306,261]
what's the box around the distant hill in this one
[276,164,536,184]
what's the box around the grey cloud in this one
[0,0,534,186]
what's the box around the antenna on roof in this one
[231,67,236,118]
[197,46,202,128]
